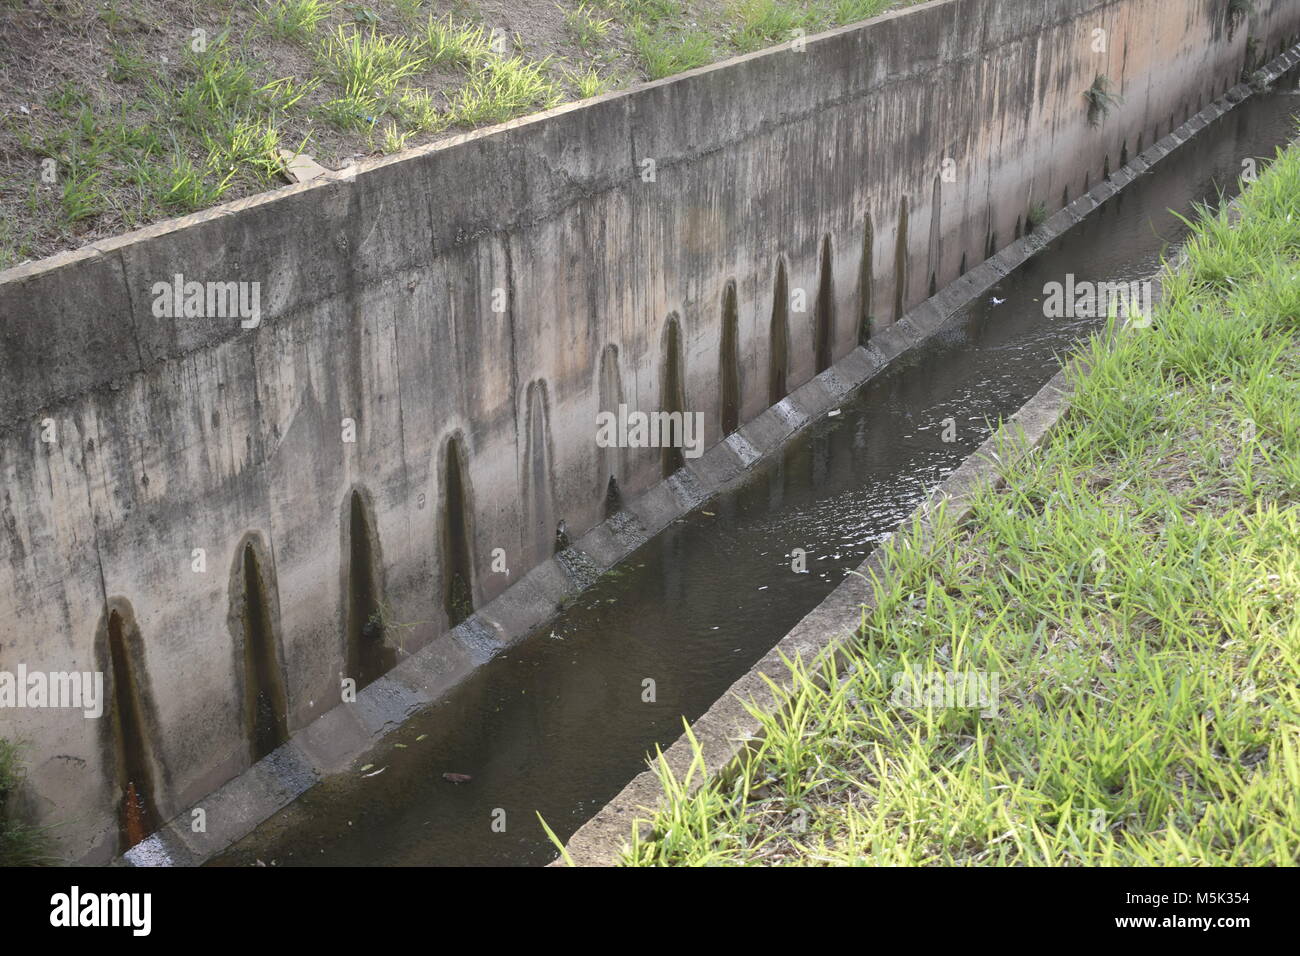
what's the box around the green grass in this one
[831,0,894,24]
[730,0,817,53]
[254,0,334,44]
[619,141,1300,867]
[173,33,264,127]
[374,119,413,153]
[60,162,106,222]
[316,24,427,97]
[1085,73,1123,127]
[446,55,563,125]
[152,36,315,200]
[630,21,713,79]
[390,0,427,23]
[1027,198,1048,230]
[620,0,919,77]
[0,216,37,271]
[107,40,151,84]
[317,85,384,131]
[313,23,432,132]
[421,14,494,67]
[562,64,619,99]
[604,0,688,24]
[156,148,236,211]
[564,2,614,49]
[395,87,448,133]
[0,740,58,866]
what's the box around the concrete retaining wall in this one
[2,0,1297,862]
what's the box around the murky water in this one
[213,91,1299,867]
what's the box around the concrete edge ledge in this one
[119,44,1300,869]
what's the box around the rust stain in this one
[123,781,147,848]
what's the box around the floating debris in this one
[442,772,473,784]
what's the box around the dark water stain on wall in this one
[597,345,626,518]
[814,236,835,373]
[894,196,909,322]
[859,213,874,344]
[343,488,392,688]
[661,313,686,478]
[95,601,162,852]
[927,174,943,298]
[440,435,476,629]
[523,379,558,557]
[230,536,288,763]
[603,475,622,517]
[720,281,741,435]
[769,259,790,404]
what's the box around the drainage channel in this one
[211,89,1300,868]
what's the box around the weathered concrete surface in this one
[2,0,1298,863]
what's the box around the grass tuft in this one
[422,14,494,67]
[630,21,713,79]
[317,24,427,97]
[254,0,334,44]
[446,55,563,125]
[0,741,59,866]
[563,1,614,49]
[730,0,815,53]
